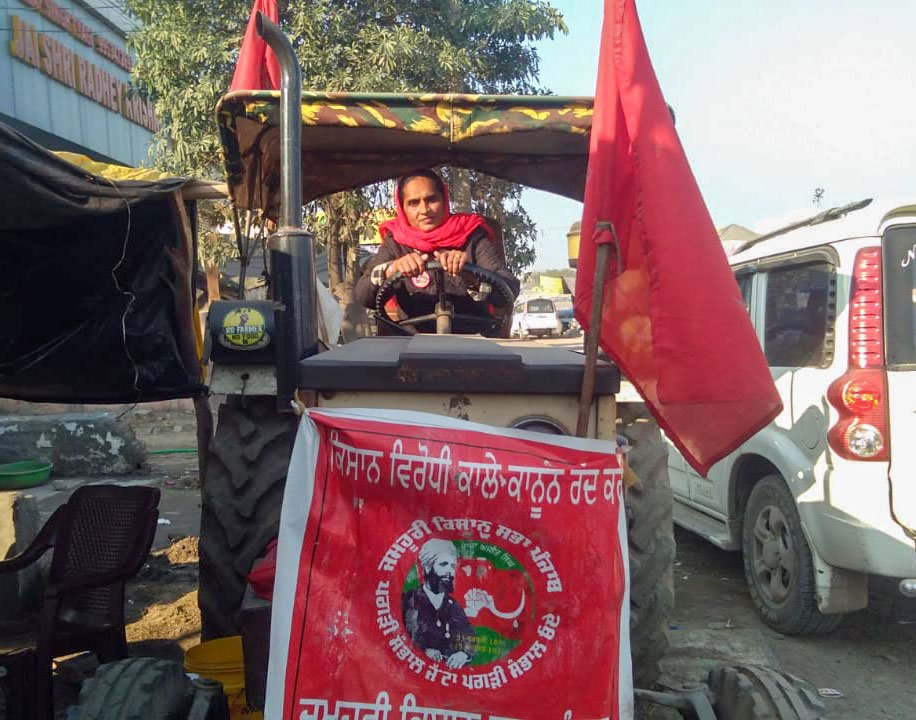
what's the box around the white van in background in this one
[551,295,581,336]
[511,297,563,338]
[665,199,916,634]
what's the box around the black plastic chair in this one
[0,484,160,720]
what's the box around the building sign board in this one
[8,11,158,132]
[15,0,132,71]
[2,0,159,165]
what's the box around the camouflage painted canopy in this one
[217,91,594,216]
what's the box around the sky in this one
[526,0,916,270]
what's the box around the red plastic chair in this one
[0,484,160,720]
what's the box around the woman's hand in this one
[434,249,469,276]
[386,252,429,278]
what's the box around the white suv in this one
[511,297,563,338]
[665,198,916,634]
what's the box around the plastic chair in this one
[0,484,160,720]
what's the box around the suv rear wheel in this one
[742,475,842,634]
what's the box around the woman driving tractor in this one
[355,169,520,334]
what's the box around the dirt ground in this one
[41,409,916,718]
[671,528,916,720]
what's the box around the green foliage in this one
[445,168,537,275]
[125,0,246,176]
[196,199,236,268]
[124,0,567,275]
[305,188,389,287]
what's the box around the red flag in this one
[575,0,782,475]
[230,0,281,91]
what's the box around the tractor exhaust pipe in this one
[255,12,301,230]
[256,13,319,411]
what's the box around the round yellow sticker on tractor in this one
[219,307,270,350]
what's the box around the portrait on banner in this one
[402,538,476,668]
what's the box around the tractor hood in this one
[216,91,594,215]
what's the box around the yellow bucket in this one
[184,635,263,720]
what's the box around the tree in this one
[540,268,577,278]
[125,0,567,284]
[445,168,537,275]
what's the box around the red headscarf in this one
[378,172,495,253]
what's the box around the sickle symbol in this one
[463,587,526,620]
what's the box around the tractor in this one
[72,14,824,720]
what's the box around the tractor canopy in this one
[217,91,594,216]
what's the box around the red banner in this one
[265,409,632,720]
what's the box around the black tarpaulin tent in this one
[0,121,208,403]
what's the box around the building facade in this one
[1,0,156,166]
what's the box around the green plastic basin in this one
[0,460,53,490]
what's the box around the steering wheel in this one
[374,260,516,336]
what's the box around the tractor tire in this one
[617,402,675,690]
[199,395,297,639]
[74,658,193,720]
[706,664,826,719]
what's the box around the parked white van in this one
[665,199,916,634]
[511,297,563,338]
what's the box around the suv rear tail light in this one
[827,247,889,461]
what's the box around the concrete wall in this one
[0,492,41,615]
[0,412,147,475]
[0,398,197,416]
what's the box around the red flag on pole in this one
[575,0,782,475]
[230,0,281,91]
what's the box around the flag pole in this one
[575,230,613,437]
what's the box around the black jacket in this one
[355,228,520,330]
[402,586,476,660]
